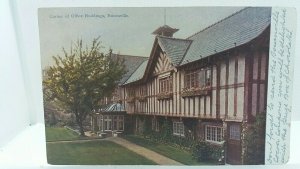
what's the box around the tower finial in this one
[152,8,179,37]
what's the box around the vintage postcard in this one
[38,7,296,165]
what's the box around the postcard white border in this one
[1,0,300,168]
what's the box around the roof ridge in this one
[157,35,192,42]
[186,7,249,39]
[112,53,148,58]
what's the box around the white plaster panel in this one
[238,56,245,83]
[261,53,266,80]
[252,84,257,116]
[184,99,189,115]
[220,89,225,115]
[161,100,164,115]
[237,87,245,119]
[220,61,226,86]
[212,66,217,87]
[190,98,194,116]
[195,97,199,117]
[166,100,168,115]
[212,90,216,117]
[200,97,204,116]
[206,96,210,116]
[253,54,258,80]
[228,88,234,117]
[180,71,184,90]
[180,97,184,115]
[228,57,235,85]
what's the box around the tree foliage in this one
[43,37,125,136]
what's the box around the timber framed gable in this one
[154,52,173,76]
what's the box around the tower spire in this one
[164,8,166,25]
[152,8,179,37]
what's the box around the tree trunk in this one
[75,112,86,137]
[78,122,85,136]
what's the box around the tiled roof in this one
[111,54,148,84]
[157,36,192,66]
[181,7,271,65]
[124,60,148,84]
[102,103,125,112]
[93,103,125,113]
[123,7,271,84]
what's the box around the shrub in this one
[192,142,225,164]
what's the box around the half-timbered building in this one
[91,7,271,164]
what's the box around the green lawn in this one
[47,140,156,165]
[123,135,215,165]
[46,127,79,141]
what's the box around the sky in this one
[38,7,244,68]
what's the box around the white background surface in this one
[0,0,299,168]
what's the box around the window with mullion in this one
[185,74,191,88]
[205,69,211,86]
[199,70,205,88]
[159,77,172,93]
[229,124,240,140]
[173,122,184,136]
[104,115,112,131]
[185,70,199,88]
[205,125,224,143]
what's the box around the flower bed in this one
[157,92,173,100]
[137,96,147,102]
[181,86,211,98]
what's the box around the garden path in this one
[108,137,183,165]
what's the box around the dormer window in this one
[157,76,173,100]
[182,68,211,98]
[159,76,173,93]
[184,68,211,89]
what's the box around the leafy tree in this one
[43,37,125,136]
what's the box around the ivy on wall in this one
[136,115,225,164]
[242,113,266,164]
